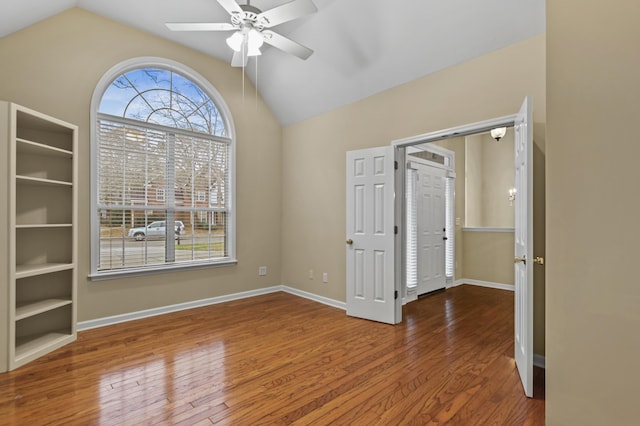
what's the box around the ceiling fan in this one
[166,0,317,67]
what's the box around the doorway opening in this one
[403,129,516,304]
[404,143,455,303]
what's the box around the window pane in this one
[175,211,227,262]
[97,119,230,271]
[98,67,226,137]
[99,209,172,270]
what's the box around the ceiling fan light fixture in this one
[247,44,262,56]
[226,31,245,52]
[247,29,264,56]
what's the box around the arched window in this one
[90,59,236,277]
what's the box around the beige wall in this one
[436,137,516,287]
[465,132,515,228]
[464,134,484,227]
[462,231,515,285]
[282,34,546,354]
[481,132,515,227]
[546,1,640,424]
[0,8,283,321]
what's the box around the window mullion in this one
[144,131,149,265]
[208,139,212,257]
[166,133,176,263]
[121,127,127,268]
[191,136,196,260]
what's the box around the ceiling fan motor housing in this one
[231,5,265,31]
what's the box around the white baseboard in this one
[533,353,546,369]
[451,279,514,292]
[78,285,345,331]
[281,286,346,311]
[78,286,284,331]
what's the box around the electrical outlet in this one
[322,272,328,283]
[258,266,267,276]
[309,269,314,279]
[455,217,461,226]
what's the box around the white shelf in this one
[16,223,72,229]
[16,175,72,187]
[15,331,74,363]
[16,138,73,158]
[15,263,74,279]
[16,299,72,321]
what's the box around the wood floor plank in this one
[0,285,544,425]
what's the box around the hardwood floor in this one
[0,285,545,425]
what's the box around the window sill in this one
[88,258,238,281]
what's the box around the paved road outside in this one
[99,234,225,269]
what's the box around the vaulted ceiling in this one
[0,0,545,125]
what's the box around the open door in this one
[346,146,399,324]
[514,96,534,397]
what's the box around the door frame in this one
[392,108,536,397]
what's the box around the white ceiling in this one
[0,0,545,126]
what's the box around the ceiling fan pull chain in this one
[242,42,245,103]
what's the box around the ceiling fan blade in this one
[165,23,235,31]
[231,49,249,67]
[216,0,243,16]
[257,0,318,28]
[262,30,313,60]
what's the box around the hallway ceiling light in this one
[490,127,507,141]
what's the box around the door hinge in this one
[395,290,398,300]
[394,226,398,235]
[394,161,398,170]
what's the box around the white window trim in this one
[156,188,166,201]
[89,57,237,279]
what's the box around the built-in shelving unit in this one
[0,101,77,372]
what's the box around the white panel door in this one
[415,163,446,295]
[514,97,534,397]
[346,146,398,324]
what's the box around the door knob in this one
[514,256,527,265]
[346,239,353,245]
[534,256,545,265]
